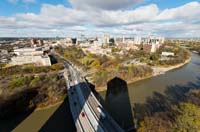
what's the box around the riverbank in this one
[152,58,191,76]
[35,100,64,111]
[95,57,191,92]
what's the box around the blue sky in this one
[0,0,199,37]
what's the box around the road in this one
[54,51,124,132]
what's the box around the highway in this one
[63,60,124,132]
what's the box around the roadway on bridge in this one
[63,61,124,132]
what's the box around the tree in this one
[50,63,64,71]
[0,63,6,70]
[137,115,172,132]
[172,103,200,132]
[150,53,159,61]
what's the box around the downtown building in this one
[134,36,165,53]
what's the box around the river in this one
[1,53,200,132]
[99,53,200,130]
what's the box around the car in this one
[97,106,106,120]
[81,112,85,118]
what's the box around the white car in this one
[97,106,106,120]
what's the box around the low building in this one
[11,55,51,66]
[10,47,51,66]
[13,47,43,56]
[1,49,8,54]
[162,52,175,56]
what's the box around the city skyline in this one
[0,0,199,37]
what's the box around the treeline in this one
[112,42,190,67]
[0,53,67,118]
[136,85,200,132]
[55,46,86,67]
[93,65,153,87]
[55,46,114,71]
[186,41,200,54]
[0,63,64,77]
[150,43,191,66]
[0,73,66,119]
[158,45,190,66]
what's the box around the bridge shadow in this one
[39,97,76,132]
[0,87,76,132]
[87,77,135,131]
[39,81,91,132]
[133,75,200,123]
[105,77,134,131]
[0,88,37,132]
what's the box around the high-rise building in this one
[31,39,37,45]
[31,39,44,46]
[37,39,44,45]
[103,35,110,46]
[134,37,142,44]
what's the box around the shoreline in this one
[35,100,63,111]
[152,58,191,76]
[34,95,67,111]
[95,57,191,92]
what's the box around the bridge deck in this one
[64,62,124,132]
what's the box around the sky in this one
[0,0,199,38]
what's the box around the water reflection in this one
[134,76,200,121]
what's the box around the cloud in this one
[155,2,200,22]
[69,0,145,10]
[90,4,159,26]
[0,16,19,28]
[14,4,158,28]
[1,1,200,37]
[16,4,87,28]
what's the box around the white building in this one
[11,55,51,66]
[14,48,43,56]
[134,37,142,44]
[133,36,165,46]
[11,47,51,66]
[102,35,110,46]
[150,36,165,45]
[142,36,165,45]
[162,52,175,56]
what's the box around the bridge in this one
[62,60,124,132]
